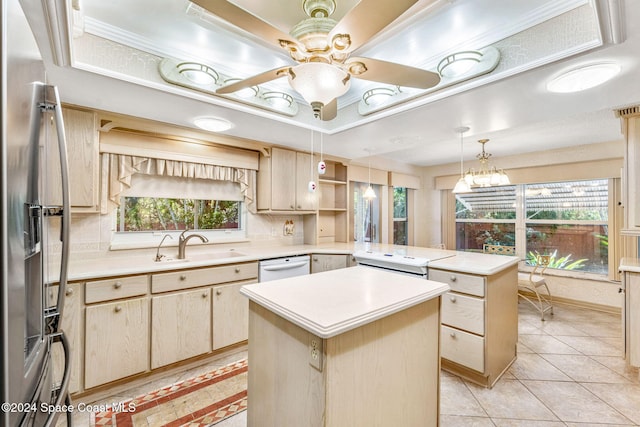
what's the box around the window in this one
[455,179,609,275]
[116,197,241,232]
[353,182,380,243]
[393,187,408,245]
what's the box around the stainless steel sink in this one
[157,250,246,263]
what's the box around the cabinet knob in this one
[114,305,122,313]
[450,296,457,303]
[290,205,295,209]
[65,288,74,296]
[114,281,122,289]
[216,290,222,296]
[180,274,187,281]
[450,332,456,338]
[450,276,457,282]
[297,205,301,209]
[202,292,208,298]
[313,257,318,262]
[235,267,240,273]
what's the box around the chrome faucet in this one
[154,234,173,262]
[177,229,209,259]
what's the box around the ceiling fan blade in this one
[216,67,290,94]
[320,98,337,121]
[328,0,420,53]
[347,57,440,89]
[190,0,300,51]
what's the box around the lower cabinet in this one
[212,279,256,350]
[84,297,150,389]
[311,254,348,273]
[622,270,640,367]
[48,283,82,394]
[151,288,212,369]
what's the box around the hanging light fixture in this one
[464,139,510,187]
[363,149,376,199]
[452,126,471,194]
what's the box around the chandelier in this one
[464,139,510,188]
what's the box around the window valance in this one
[106,154,256,212]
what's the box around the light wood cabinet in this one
[317,160,349,243]
[84,297,150,389]
[212,279,256,350]
[430,265,518,388]
[151,288,212,369]
[48,283,82,394]
[622,269,640,368]
[257,147,317,212]
[311,253,348,273]
[46,107,100,212]
[620,109,640,235]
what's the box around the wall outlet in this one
[309,333,323,371]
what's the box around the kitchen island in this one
[240,266,450,427]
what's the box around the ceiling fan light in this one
[437,51,483,78]
[546,62,621,93]
[288,62,351,106]
[177,62,218,85]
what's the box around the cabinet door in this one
[85,297,149,389]
[48,283,82,394]
[271,148,297,210]
[151,288,212,369]
[46,108,99,211]
[295,151,317,211]
[212,279,256,350]
[311,254,347,273]
[629,273,640,367]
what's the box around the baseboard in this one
[518,290,621,315]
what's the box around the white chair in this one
[517,254,554,321]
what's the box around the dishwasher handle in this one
[261,261,309,271]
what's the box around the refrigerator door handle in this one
[42,332,72,427]
[42,85,70,334]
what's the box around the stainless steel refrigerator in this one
[1,0,72,425]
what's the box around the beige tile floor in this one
[65,301,640,426]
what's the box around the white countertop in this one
[619,257,640,273]
[240,266,450,338]
[428,250,520,275]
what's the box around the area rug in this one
[92,358,247,427]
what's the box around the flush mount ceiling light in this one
[546,62,621,93]
[437,51,483,78]
[464,139,510,188]
[177,62,219,85]
[362,87,398,106]
[193,117,233,132]
[262,91,294,108]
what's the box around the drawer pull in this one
[114,305,122,313]
[235,267,240,273]
[450,296,457,303]
[113,282,122,289]
[202,292,208,298]
[313,257,318,262]
[450,276,457,282]
[180,274,187,281]
[65,288,74,296]
[216,290,222,295]
[450,331,456,338]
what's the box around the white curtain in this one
[107,154,257,212]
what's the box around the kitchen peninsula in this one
[240,266,450,427]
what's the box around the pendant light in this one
[452,126,472,194]
[363,149,377,199]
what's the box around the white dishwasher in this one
[259,255,310,282]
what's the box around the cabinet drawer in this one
[151,262,259,293]
[85,275,148,304]
[429,269,485,297]
[441,292,485,335]
[441,325,485,372]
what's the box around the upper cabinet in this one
[257,147,317,212]
[45,107,100,212]
[620,108,640,235]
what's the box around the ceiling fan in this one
[190,0,441,120]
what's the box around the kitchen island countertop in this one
[240,265,450,338]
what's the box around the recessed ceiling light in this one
[177,62,218,85]
[193,117,233,132]
[546,63,621,93]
